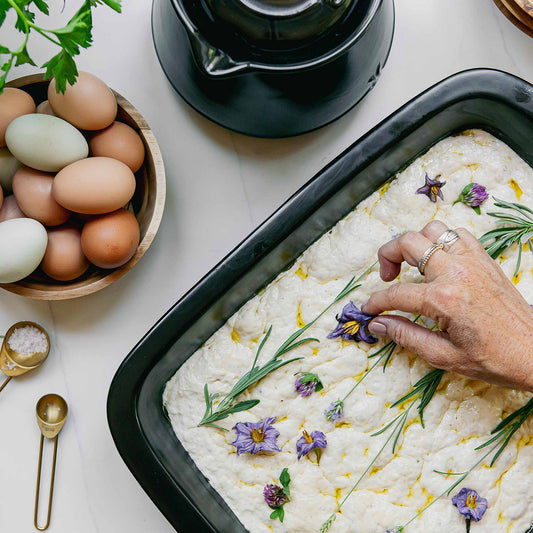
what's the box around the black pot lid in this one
[202,0,353,43]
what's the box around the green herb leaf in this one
[14,43,35,66]
[227,399,260,414]
[198,261,379,427]
[0,0,121,94]
[0,0,12,27]
[52,1,93,56]
[90,0,122,12]
[0,55,14,91]
[42,49,78,93]
[280,467,290,489]
[476,396,533,466]
[30,0,49,14]
[480,197,533,272]
[14,5,35,32]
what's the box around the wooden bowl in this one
[493,0,533,38]
[1,74,166,300]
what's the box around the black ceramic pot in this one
[151,0,395,137]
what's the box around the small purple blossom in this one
[295,377,316,396]
[454,183,489,214]
[295,372,323,397]
[386,528,404,533]
[296,429,327,461]
[231,417,281,456]
[327,302,378,344]
[263,484,287,508]
[416,173,446,203]
[325,400,344,422]
[452,488,488,522]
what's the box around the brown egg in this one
[0,88,36,147]
[81,208,140,268]
[0,195,25,222]
[41,225,90,281]
[13,166,70,226]
[36,100,56,116]
[48,71,117,130]
[88,121,145,173]
[53,157,136,214]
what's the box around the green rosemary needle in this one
[479,197,533,277]
[393,396,533,531]
[327,315,423,421]
[198,260,378,429]
[320,368,444,532]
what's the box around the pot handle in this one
[187,30,250,77]
[173,2,249,78]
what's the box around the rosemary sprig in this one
[475,395,533,466]
[329,315,423,419]
[479,197,533,276]
[198,261,378,429]
[391,396,533,532]
[320,368,445,532]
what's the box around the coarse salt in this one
[8,325,48,355]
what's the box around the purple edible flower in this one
[295,377,316,397]
[231,417,281,456]
[263,484,287,508]
[327,302,378,344]
[294,372,323,397]
[386,528,404,533]
[416,173,446,203]
[454,183,488,214]
[325,400,344,422]
[452,488,488,522]
[296,429,327,461]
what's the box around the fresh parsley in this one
[0,0,121,93]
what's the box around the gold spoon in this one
[0,321,50,393]
[34,394,68,531]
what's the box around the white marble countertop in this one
[2,1,533,531]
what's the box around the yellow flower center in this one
[466,493,477,508]
[342,321,360,335]
[430,185,440,196]
[251,428,265,443]
[303,430,313,444]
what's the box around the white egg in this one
[0,218,48,283]
[5,114,88,172]
[0,147,21,192]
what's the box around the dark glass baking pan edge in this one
[108,68,533,533]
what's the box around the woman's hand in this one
[362,220,533,391]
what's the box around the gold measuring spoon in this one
[34,394,68,531]
[0,321,50,393]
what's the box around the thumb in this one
[368,315,456,367]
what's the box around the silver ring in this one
[436,229,460,252]
[418,243,444,275]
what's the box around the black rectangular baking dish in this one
[107,69,533,533]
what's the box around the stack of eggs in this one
[0,72,145,284]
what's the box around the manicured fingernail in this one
[368,319,387,335]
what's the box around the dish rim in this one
[107,68,533,533]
